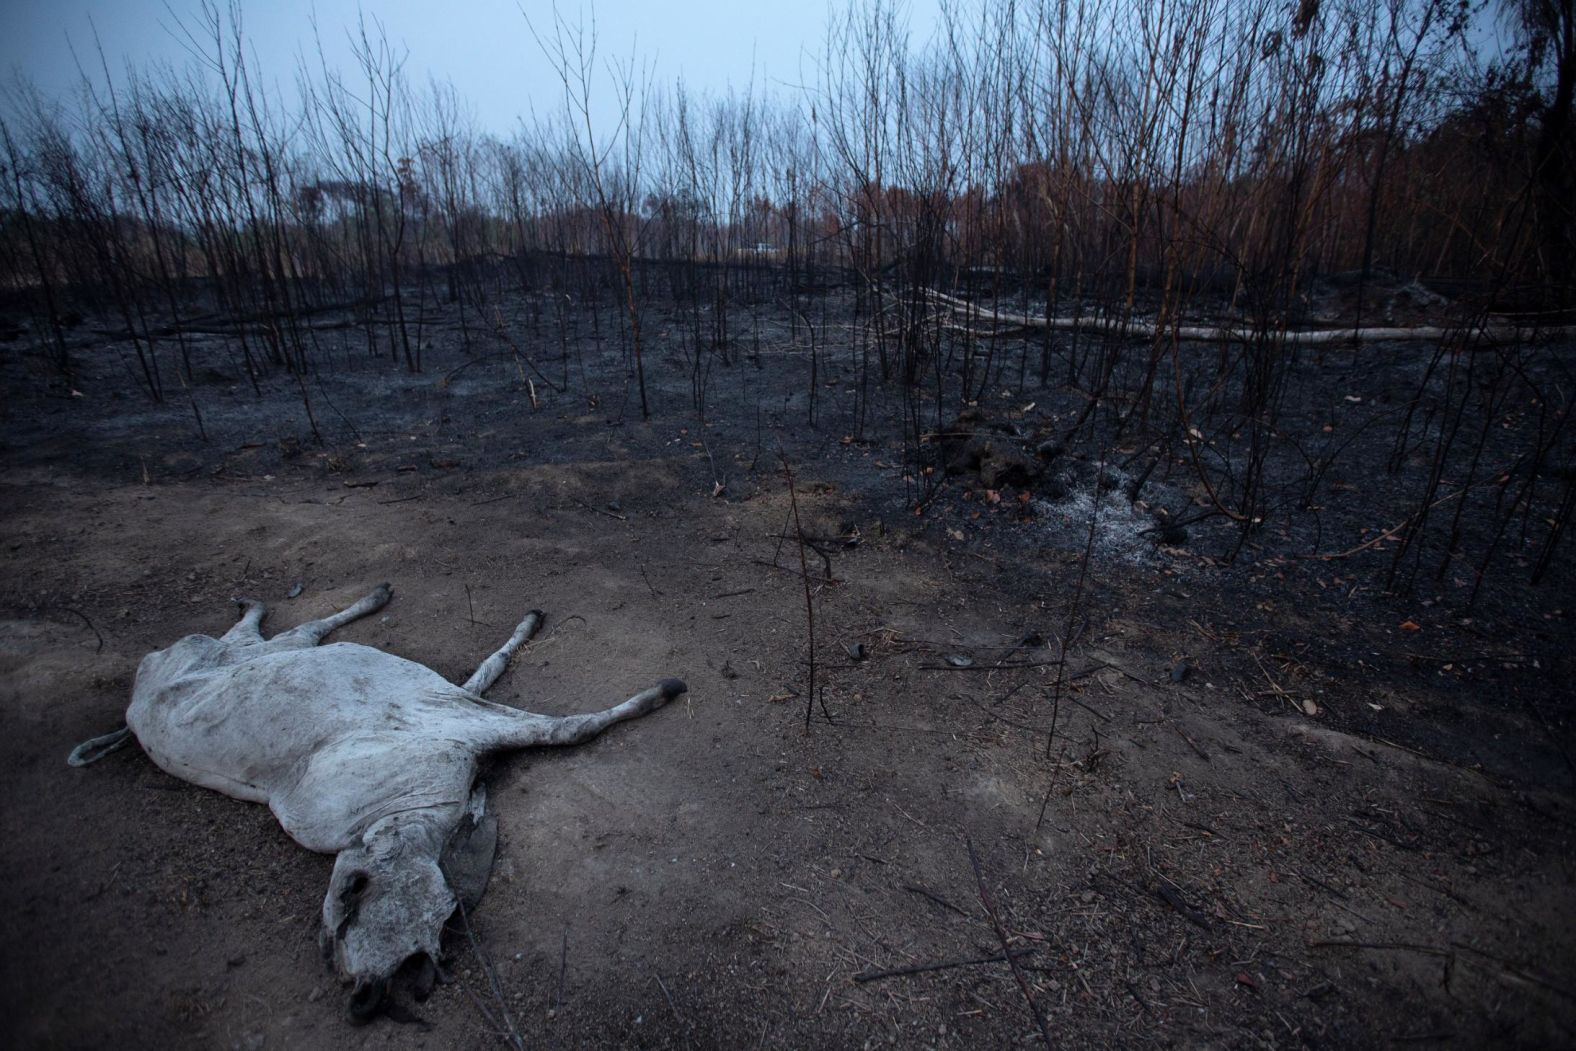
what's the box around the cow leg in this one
[460,609,544,695]
[492,678,687,751]
[272,584,393,646]
[221,597,267,643]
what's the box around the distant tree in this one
[1501,0,1575,291]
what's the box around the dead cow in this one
[68,583,685,1022]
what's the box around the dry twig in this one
[966,837,1054,1048]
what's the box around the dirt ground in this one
[2,290,1574,1049]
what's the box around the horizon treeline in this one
[2,0,1571,600]
[0,0,1571,398]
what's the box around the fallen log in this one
[924,288,1576,346]
[90,294,389,342]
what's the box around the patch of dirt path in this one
[4,445,1573,1049]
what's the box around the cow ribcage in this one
[127,639,510,848]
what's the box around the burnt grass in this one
[2,279,1574,1049]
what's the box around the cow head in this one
[320,818,455,1023]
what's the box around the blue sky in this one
[1,0,944,133]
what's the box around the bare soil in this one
[2,290,1574,1049]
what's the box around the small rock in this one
[844,642,866,661]
[945,654,975,668]
[979,447,1040,489]
[1169,661,1190,684]
[943,436,990,477]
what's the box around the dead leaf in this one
[1399,619,1421,631]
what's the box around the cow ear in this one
[440,786,497,910]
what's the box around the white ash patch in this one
[1031,465,1157,565]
